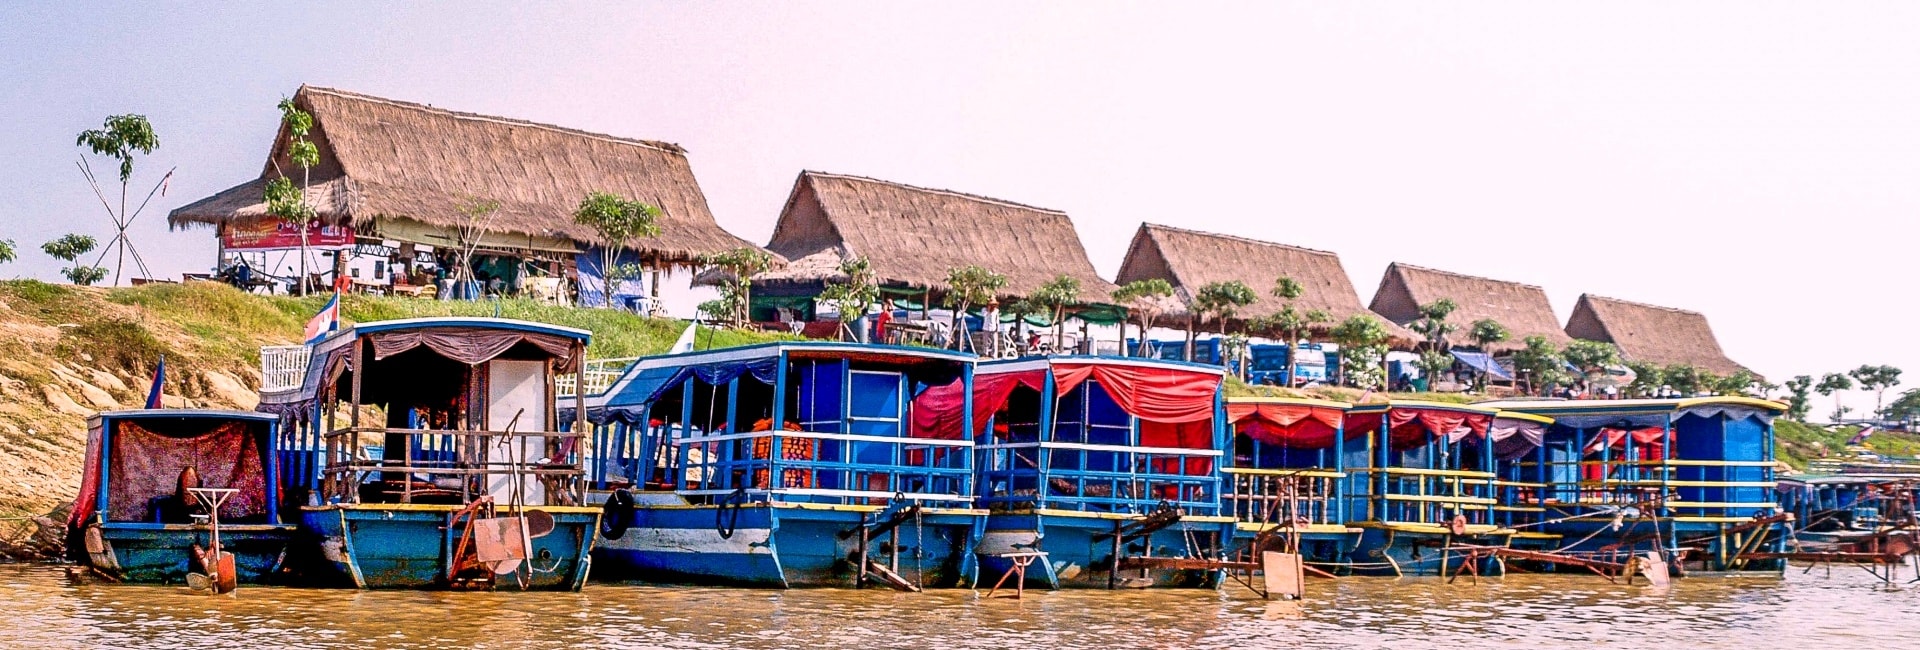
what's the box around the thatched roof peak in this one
[1369,262,1570,351]
[1564,294,1752,377]
[168,85,758,265]
[762,170,1116,300]
[1115,224,1418,345]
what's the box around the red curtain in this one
[1227,403,1343,449]
[1348,408,1492,451]
[1052,363,1220,424]
[909,370,1047,440]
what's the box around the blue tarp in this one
[1451,349,1515,381]
[574,248,650,309]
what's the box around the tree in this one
[943,266,1007,351]
[1407,299,1458,352]
[1261,306,1331,387]
[1414,350,1453,391]
[1329,314,1390,389]
[1783,375,1814,422]
[1192,281,1256,364]
[1665,365,1707,398]
[75,114,168,287]
[818,256,878,341]
[43,234,106,286]
[262,100,321,294]
[1032,275,1083,351]
[448,197,500,295]
[1562,340,1621,379]
[1468,319,1509,353]
[1625,361,1666,398]
[702,247,773,326]
[1710,370,1758,397]
[1882,387,1920,423]
[1848,364,1903,419]
[1510,335,1569,396]
[573,191,662,307]
[1816,372,1854,422]
[0,240,14,265]
[1112,278,1174,357]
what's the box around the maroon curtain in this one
[106,421,267,522]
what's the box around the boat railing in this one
[1350,466,1501,527]
[670,429,977,506]
[1221,467,1342,528]
[977,441,1221,515]
[555,356,639,399]
[259,345,311,393]
[1513,458,1780,518]
[318,427,586,505]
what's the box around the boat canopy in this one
[936,356,1224,447]
[574,342,972,426]
[1225,397,1349,449]
[260,317,591,418]
[1473,396,1787,430]
[70,410,282,532]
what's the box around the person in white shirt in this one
[981,300,1002,356]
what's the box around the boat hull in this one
[1228,524,1364,574]
[594,503,983,588]
[977,511,1233,589]
[76,523,297,585]
[1348,524,1511,577]
[300,504,599,590]
[1534,519,1786,575]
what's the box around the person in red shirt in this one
[873,299,894,344]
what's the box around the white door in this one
[487,359,548,505]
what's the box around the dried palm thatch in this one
[1369,262,1569,352]
[758,171,1117,299]
[1564,294,1751,377]
[1114,224,1418,345]
[168,85,758,265]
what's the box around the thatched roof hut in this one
[1113,224,1417,344]
[168,85,756,265]
[1564,294,1751,376]
[757,171,1117,300]
[1368,262,1569,352]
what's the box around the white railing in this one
[556,356,639,398]
[260,345,312,393]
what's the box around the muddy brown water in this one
[5,563,1918,649]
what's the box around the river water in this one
[4,563,1917,649]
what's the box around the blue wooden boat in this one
[1343,401,1551,576]
[66,409,297,585]
[1220,397,1362,571]
[259,317,600,590]
[972,356,1234,589]
[571,342,985,589]
[1482,397,1790,574]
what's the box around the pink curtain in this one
[106,421,267,523]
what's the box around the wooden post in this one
[574,341,588,504]
[1108,520,1123,589]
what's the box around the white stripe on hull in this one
[602,527,775,555]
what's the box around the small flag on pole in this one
[145,356,166,409]
[305,292,340,344]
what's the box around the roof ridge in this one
[1580,293,1704,316]
[1389,261,1549,292]
[1142,223,1342,258]
[300,85,689,157]
[802,170,1068,216]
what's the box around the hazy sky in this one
[2,3,1914,416]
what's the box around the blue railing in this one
[977,441,1220,515]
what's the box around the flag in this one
[668,322,699,354]
[145,356,165,409]
[305,292,340,344]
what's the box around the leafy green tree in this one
[1191,281,1256,364]
[1032,275,1083,351]
[574,191,662,307]
[1261,306,1331,387]
[43,234,106,286]
[0,240,14,265]
[1816,372,1854,422]
[1710,369,1758,397]
[1414,350,1453,390]
[1510,335,1570,396]
[1848,364,1903,418]
[1329,314,1390,389]
[75,114,164,287]
[1783,375,1814,422]
[1665,365,1710,397]
[1468,319,1509,353]
[819,256,878,341]
[1112,278,1174,357]
[1562,340,1621,380]
[943,266,1007,351]
[1407,298,1458,352]
[702,247,773,326]
[1626,361,1666,398]
[261,100,322,293]
[1882,387,1920,422]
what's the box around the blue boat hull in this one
[977,512,1232,589]
[1348,525,1510,577]
[1534,519,1786,574]
[78,523,297,585]
[300,505,599,590]
[594,503,983,588]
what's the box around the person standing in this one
[981,299,1002,357]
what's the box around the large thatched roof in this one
[1369,262,1569,352]
[1114,224,1417,344]
[1565,294,1751,376]
[760,171,1117,299]
[168,85,757,264]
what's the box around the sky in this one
[1,3,1915,418]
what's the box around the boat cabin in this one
[1345,401,1545,533]
[72,410,285,529]
[1222,397,1355,531]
